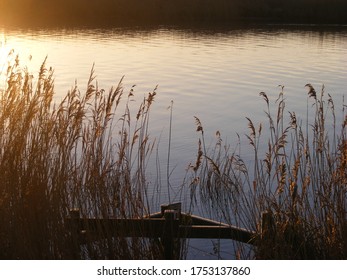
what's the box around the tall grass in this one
[0,56,166,259]
[1,55,346,259]
[190,85,346,259]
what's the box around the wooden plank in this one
[188,214,231,226]
[67,207,256,246]
[69,217,255,242]
[144,211,162,218]
[179,225,255,244]
[76,218,166,238]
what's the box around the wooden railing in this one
[67,202,256,259]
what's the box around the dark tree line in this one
[1,0,346,27]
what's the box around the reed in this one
[190,85,346,259]
[1,55,346,259]
[0,56,167,259]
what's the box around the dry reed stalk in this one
[0,57,167,259]
[190,85,347,259]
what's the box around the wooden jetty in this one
[68,202,257,259]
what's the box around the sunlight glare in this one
[1,37,12,89]
[0,33,13,73]
[0,34,6,69]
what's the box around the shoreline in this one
[1,0,347,28]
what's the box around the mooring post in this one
[69,208,80,219]
[69,209,81,236]
[161,202,181,219]
[162,209,180,260]
[69,208,82,258]
[261,211,275,241]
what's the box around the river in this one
[1,23,346,259]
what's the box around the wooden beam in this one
[76,218,166,238]
[188,214,231,226]
[179,225,255,244]
[67,206,256,246]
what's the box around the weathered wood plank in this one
[179,225,255,244]
[67,204,257,259]
[75,218,166,238]
[68,206,256,245]
[69,218,255,243]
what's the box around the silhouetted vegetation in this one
[1,52,346,259]
[1,0,347,27]
[190,86,347,259]
[0,56,169,259]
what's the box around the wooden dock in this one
[68,202,256,259]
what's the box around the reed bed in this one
[1,55,346,259]
[0,56,167,259]
[190,85,347,259]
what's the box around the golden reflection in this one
[0,34,9,78]
[0,34,6,64]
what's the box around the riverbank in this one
[1,0,347,27]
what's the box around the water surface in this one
[1,24,346,259]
